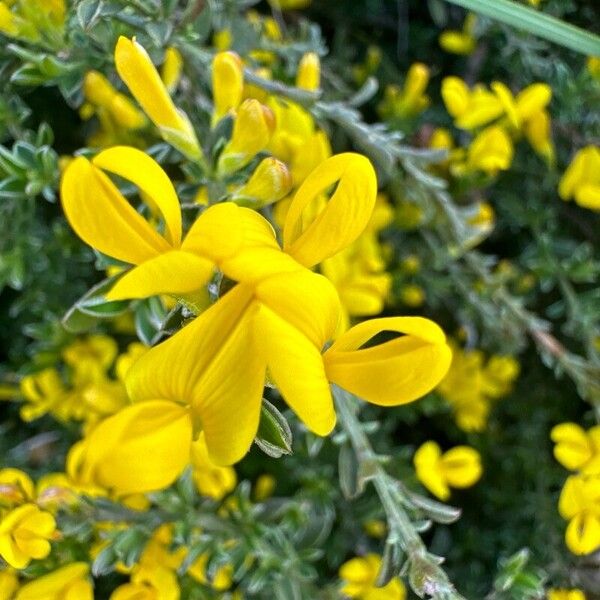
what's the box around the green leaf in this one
[255,400,293,458]
[443,0,600,55]
[338,442,362,499]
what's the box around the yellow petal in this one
[80,400,193,494]
[212,51,244,124]
[566,512,600,555]
[283,153,378,267]
[161,46,183,93]
[182,202,279,266]
[126,285,266,465]
[255,303,335,436]
[324,317,452,406]
[441,76,470,118]
[413,441,450,501]
[551,422,593,471]
[296,52,320,91]
[491,81,520,129]
[254,269,340,348]
[115,36,187,134]
[105,250,214,300]
[440,446,482,488]
[515,83,552,121]
[61,156,170,264]
[15,563,90,600]
[93,146,182,247]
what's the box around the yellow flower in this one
[67,152,451,486]
[548,589,586,600]
[217,99,275,175]
[441,77,504,130]
[339,554,406,599]
[467,126,513,175]
[559,474,600,555]
[161,47,183,94]
[15,563,93,600]
[400,283,425,307]
[414,441,482,501]
[114,37,201,160]
[0,504,56,569]
[552,423,600,473]
[559,146,600,211]
[296,52,320,91]
[109,566,180,600]
[439,13,477,55]
[268,0,312,9]
[61,146,274,301]
[191,434,237,500]
[0,469,35,506]
[378,63,430,120]
[212,51,244,125]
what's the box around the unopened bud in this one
[232,158,293,207]
[296,52,320,91]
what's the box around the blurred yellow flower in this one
[0,503,56,568]
[378,63,430,120]
[414,441,482,501]
[559,474,600,555]
[548,589,586,600]
[15,563,93,600]
[212,51,244,125]
[559,145,600,211]
[467,126,514,175]
[339,553,406,599]
[191,435,237,500]
[552,423,600,473]
[296,52,320,91]
[439,13,477,55]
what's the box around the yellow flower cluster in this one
[552,422,600,555]
[547,589,586,600]
[15,336,144,429]
[437,341,520,432]
[57,38,453,497]
[413,441,482,501]
[338,553,406,599]
[440,76,554,172]
[0,0,64,43]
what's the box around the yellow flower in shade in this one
[467,126,514,175]
[400,284,425,307]
[217,99,275,175]
[339,554,406,599]
[161,47,183,94]
[490,81,552,130]
[61,146,276,301]
[0,469,34,506]
[378,63,430,120]
[15,563,93,600]
[559,474,600,555]
[230,157,293,207]
[0,504,56,569]
[114,37,201,160]
[439,13,477,55]
[441,77,504,130]
[19,368,68,423]
[414,441,482,501]
[212,51,244,125]
[0,0,65,42]
[191,434,237,500]
[548,589,586,600]
[296,52,320,91]
[268,0,311,9]
[0,568,19,598]
[559,146,600,211]
[552,423,600,473]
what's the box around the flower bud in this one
[217,99,275,175]
[109,94,146,129]
[212,51,244,125]
[296,52,320,91]
[83,71,116,107]
[231,158,293,207]
[161,46,183,94]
